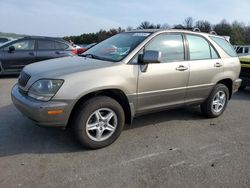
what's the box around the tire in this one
[200,84,229,118]
[73,96,125,149]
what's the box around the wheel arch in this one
[67,89,132,129]
[217,78,233,99]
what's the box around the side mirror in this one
[8,46,15,53]
[142,50,161,64]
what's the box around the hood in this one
[24,56,116,78]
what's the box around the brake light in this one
[71,49,78,54]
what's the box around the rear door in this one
[185,34,223,104]
[36,39,72,62]
[1,39,36,71]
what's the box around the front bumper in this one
[11,84,74,127]
[233,78,242,93]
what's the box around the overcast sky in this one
[0,0,250,36]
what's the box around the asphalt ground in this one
[0,77,250,188]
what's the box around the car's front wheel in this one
[74,96,125,149]
[201,84,229,118]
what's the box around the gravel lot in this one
[0,77,250,188]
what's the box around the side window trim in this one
[144,33,186,63]
[184,33,221,61]
[209,43,220,59]
[128,32,188,64]
[3,39,35,51]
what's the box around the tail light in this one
[71,49,78,55]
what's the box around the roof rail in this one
[192,28,201,32]
[209,31,217,35]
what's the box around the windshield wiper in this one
[80,53,102,59]
[80,53,115,62]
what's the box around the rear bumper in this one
[11,84,74,127]
[233,78,242,93]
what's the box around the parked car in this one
[239,55,250,90]
[0,37,9,45]
[12,30,241,149]
[0,36,77,75]
[234,45,250,57]
[75,43,97,54]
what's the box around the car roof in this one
[22,36,68,42]
[126,29,221,38]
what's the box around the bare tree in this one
[126,26,133,31]
[137,21,160,29]
[195,20,212,32]
[161,23,170,29]
[183,17,194,29]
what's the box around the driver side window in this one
[145,34,185,63]
[4,40,35,51]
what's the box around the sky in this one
[0,0,250,37]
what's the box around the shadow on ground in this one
[0,90,248,157]
[0,103,205,157]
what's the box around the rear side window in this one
[37,40,55,50]
[210,46,219,59]
[209,36,237,57]
[186,35,211,60]
[146,34,184,62]
[186,35,219,60]
[55,42,69,50]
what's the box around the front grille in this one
[18,71,31,87]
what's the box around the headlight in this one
[28,79,64,101]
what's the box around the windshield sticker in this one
[132,33,150,37]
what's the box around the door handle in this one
[176,65,188,71]
[214,62,222,67]
[55,51,62,55]
[29,52,35,56]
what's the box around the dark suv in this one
[0,36,77,75]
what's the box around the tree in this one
[183,17,194,29]
[173,24,185,29]
[126,26,133,31]
[230,21,245,45]
[195,20,212,32]
[137,21,160,29]
[244,24,250,44]
[161,23,170,29]
[213,19,232,36]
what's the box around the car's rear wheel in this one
[201,84,229,118]
[74,96,125,149]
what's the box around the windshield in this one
[0,39,17,48]
[81,32,151,62]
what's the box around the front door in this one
[137,33,189,113]
[1,39,36,72]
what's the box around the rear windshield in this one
[209,36,237,57]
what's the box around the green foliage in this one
[195,20,211,33]
[64,27,125,44]
[0,32,28,39]
[63,18,250,45]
